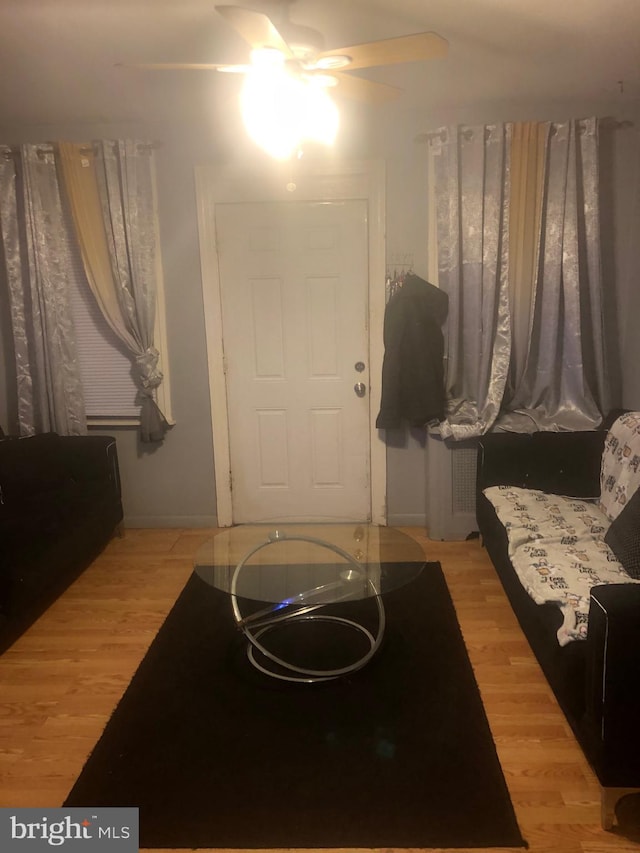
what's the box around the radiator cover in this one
[426,433,479,540]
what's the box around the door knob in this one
[354,382,366,398]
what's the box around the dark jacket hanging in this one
[376,274,448,429]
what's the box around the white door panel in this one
[216,200,370,523]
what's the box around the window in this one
[68,263,140,420]
[67,249,173,426]
[65,167,173,428]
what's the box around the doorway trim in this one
[195,157,386,527]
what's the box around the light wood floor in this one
[1,527,639,853]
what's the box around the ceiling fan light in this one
[250,47,285,67]
[307,73,338,88]
[240,61,339,160]
[303,84,339,146]
[315,55,352,71]
[240,67,305,160]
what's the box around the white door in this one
[216,199,370,523]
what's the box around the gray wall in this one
[1,97,640,528]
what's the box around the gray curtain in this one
[0,144,86,436]
[431,124,512,439]
[92,140,168,443]
[431,117,608,437]
[503,118,608,430]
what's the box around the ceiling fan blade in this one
[117,62,251,72]
[324,71,402,104]
[215,5,294,58]
[318,31,448,71]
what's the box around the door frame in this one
[195,157,387,527]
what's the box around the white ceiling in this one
[1,0,639,129]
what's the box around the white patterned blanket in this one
[484,486,640,645]
[599,411,640,522]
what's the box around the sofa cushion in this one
[527,431,604,497]
[604,487,640,579]
[484,485,640,645]
[0,433,71,509]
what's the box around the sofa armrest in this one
[585,584,640,787]
[477,430,606,498]
[57,435,121,499]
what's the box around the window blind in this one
[67,247,142,420]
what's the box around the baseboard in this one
[125,514,431,530]
[123,515,219,529]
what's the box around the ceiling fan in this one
[129,3,449,104]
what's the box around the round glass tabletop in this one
[194,523,426,605]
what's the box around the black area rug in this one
[65,563,526,849]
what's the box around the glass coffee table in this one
[194,524,426,683]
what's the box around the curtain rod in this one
[415,117,635,144]
[2,140,162,160]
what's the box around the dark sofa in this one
[476,423,640,829]
[0,432,124,653]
